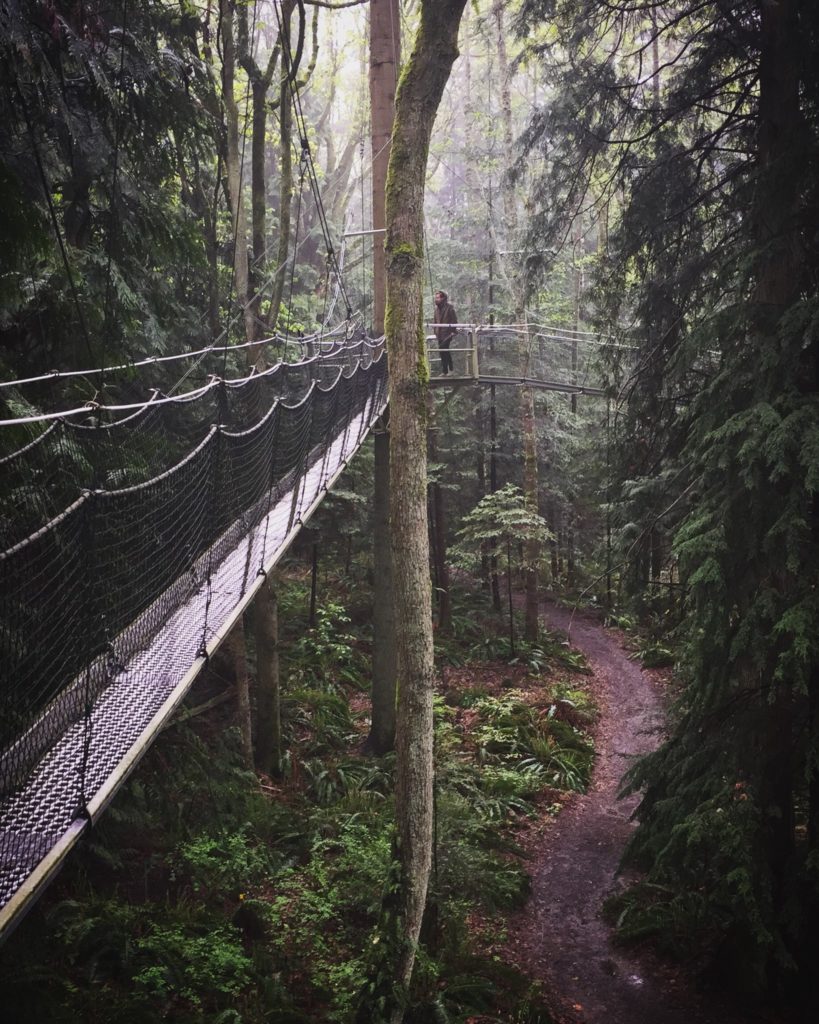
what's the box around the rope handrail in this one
[0,336,385,427]
[0,319,365,392]
[0,345,388,941]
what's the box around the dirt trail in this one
[507,601,753,1024]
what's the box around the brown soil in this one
[501,600,774,1024]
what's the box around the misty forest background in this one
[1,1,818,1022]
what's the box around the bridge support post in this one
[471,325,480,380]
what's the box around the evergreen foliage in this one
[454,482,551,571]
[0,573,584,1023]
[518,0,819,997]
[0,0,221,378]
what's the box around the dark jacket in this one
[434,296,457,343]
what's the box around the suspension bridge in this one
[0,316,611,941]
[0,330,387,939]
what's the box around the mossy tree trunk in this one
[267,6,296,335]
[428,399,452,632]
[370,0,400,337]
[370,421,397,753]
[383,0,467,1013]
[368,0,400,756]
[220,0,255,348]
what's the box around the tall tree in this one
[237,0,285,352]
[492,0,541,639]
[368,0,400,755]
[370,0,401,337]
[379,0,468,1015]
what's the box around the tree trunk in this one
[220,0,255,346]
[521,381,539,640]
[368,0,400,758]
[475,387,491,590]
[548,497,559,583]
[254,577,282,777]
[267,4,296,333]
[493,3,539,638]
[567,221,583,588]
[308,539,318,627]
[517,326,539,637]
[196,152,222,342]
[369,423,397,754]
[492,0,515,238]
[809,667,819,852]
[489,383,501,611]
[382,2,467,1014]
[428,401,452,632]
[370,0,400,337]
[225,622,253,769]
[247,72,274,360]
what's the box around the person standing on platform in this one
[433,290,457,375]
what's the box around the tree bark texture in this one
[254,577,282,776]
[370,423,397,754]
[220,0,255,347]
[521,381,540,641]
[384,0,467,1011]
[428,401,451,632]
[370,0,401,337]
[492,0,516,239]
[237,1,285,357]
[266,48,296,329]
[224,621,254,769]
[369,0,400,758]
[494,5,540,638]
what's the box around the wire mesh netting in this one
[0,340,387,929]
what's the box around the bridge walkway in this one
[0,347,386,940]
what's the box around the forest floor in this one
[499,599,781,1024]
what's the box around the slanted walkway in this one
[0,354,386,939]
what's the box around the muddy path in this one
[505,601,759,1024]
